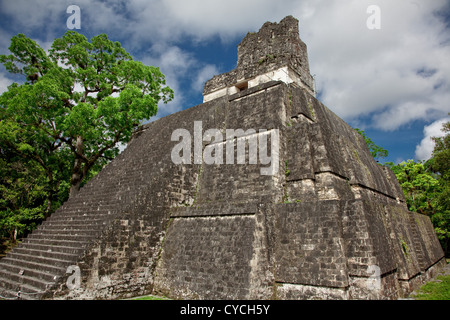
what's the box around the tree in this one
[0,31,173,199]
[429,119,450,181]
[388,160,441,215]
[0,114,72,217]
[0,152,47,243]
[355,128,389,161]
[427,119,450,256]
[385,120,450,257]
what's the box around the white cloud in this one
[1,0,449,134]
[160,0,297,42]
[130,0,449,131]
[0,71,14,95]
[0,0,68,42]
[7,0,296,47]
[298,0,450,130]
[140,44,209,119]
[192,64,219,93]
[415,117,450,161]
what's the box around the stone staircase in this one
[0,192,119,299]
[0,141,146,299]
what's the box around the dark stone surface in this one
[0,16,444,300]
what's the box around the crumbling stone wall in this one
[236,16,313,86]
[203,16,315,100]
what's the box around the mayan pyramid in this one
[0,16,445,300]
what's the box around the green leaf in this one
[0,31,174,244]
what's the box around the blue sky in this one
[1,0,449,164]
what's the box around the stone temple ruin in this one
[0,16,445,300]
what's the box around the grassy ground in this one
[409,259,450,300]
[411,275,450,300]
[129,295,170,300]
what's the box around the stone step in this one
[59,202,120,210]
[12,247,79,262]
[0,152,135,300]
[42,215,108,225]
[5,252,76,269]
[52,205,116,214]
[59,195,120,204]
[47,215,115,224]
[17,242,86,255]
[32,227,99,237]
[42,219,108,227]
[0,256,67,275]
[27,233,98,243]
[0,283,21,300]
[0,261,60,283]
[44,214,112,224]
[0,268,55,292]
[0,277,45,300]
[41,216,107,224]
[38,223,103,232]
[51,206,117,214]
[27,232,98,242]
[52,209,115,217]
[20,238,91,249]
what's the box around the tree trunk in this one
[44,169,54,218]
[69,136,85,198]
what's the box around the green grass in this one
[412,275,450,300]
[130,295,169,300]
